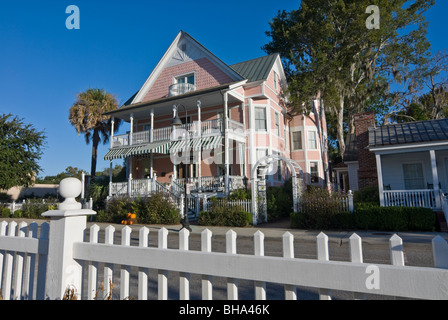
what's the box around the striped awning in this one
[133,140,172,155]
[170,136,223,154]
[169,139,192,154]
[192,136,222,151]
[104,140,172,160]
[104,146,141,160]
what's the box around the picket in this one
[178,228,190,300]
[138,227,149,300]
[201,229,213,300]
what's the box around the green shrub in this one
[1,207,11,218]
[228,188,251,200]
[354,186,380,206]
[198,199,252,227]
[266,185,293,221]
[295,187,349,230]
[101,193,180,225]
[354,206,435,231]
[20,199,58,219]
[12,209,22,218]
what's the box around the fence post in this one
[348,190,354,213]
[41,178,96,300]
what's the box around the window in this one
[310,162,319,184]
[256,148,268,162]
[274,112,280,136]
[308,131,317,149]
[403,163,424,190]
[175,73,195,85]
[292,131,302,150]
[255,107,267,131]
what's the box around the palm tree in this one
[69,88,121,179]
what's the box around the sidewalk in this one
[3,217,447,245]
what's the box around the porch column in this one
[197,100,202,191]
[110,116,115,148]
[109,160,113,197]
[430,150,441,208]
[224,92,230,194]
[129,113,134,146]
[375,154,385,206]
[150,109,154,178]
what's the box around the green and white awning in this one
[170,136,223,154]
[104,140,172,160]
[192,136,222,151]
[104,136,223,160]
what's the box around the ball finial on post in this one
[58,178,82,210]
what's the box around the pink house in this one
[104,31,328,199]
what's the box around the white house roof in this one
[369,118,448,148]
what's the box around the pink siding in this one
[142,57,234,102]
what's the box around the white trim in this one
[370,141,448,154]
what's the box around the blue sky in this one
[1,0,447,177]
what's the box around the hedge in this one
[198,199,252,227]
[291,206,436,231]
[96,193,181,225]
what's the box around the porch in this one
[374,148,448,211]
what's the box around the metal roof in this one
[230,53,279,82]
[369,118,448,148]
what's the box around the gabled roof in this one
[369,118,448,148]
[230,53,279,82]
[131,31,244,105]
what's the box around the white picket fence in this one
[2,218,448,300]
[1,178,448,300]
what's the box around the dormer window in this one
[169,73,196,96]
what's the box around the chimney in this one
[354,112,377,189]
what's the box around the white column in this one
[248,99,256,180]
[150,109,154,178]
[197,100,202,190]
[224,92,230,194]
[110,116,115,148]
[129,113,134,146]
[41,178,96,300]
[430,149,441,208]
[375,154,384,206]
[109,160,113,197]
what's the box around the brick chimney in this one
[354,112,378,189]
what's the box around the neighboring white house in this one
[369,118,448,210]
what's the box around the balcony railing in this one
[111,118,227,148]
[168,83,196,97]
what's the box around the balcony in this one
[168,83,196,97]
[111,118,225,148]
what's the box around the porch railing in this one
[111,119,227,148]
[383,189,439,209]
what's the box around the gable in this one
[132,31,243,104]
